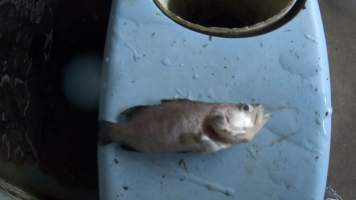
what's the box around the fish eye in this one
[242,104,250,112]
[213,114,225,123]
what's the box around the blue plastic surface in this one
[98,0,332,199]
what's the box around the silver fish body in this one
[100,99,269,153]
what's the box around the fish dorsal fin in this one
[121,99,194,120]
[120,105,150,120]
[161,98,194,104]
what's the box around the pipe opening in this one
[154,0,303,37]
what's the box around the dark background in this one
[0,0,111,198]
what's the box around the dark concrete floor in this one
[320,1,356,199]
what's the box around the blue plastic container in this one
[98,0,332,199]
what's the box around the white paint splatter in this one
[0,74,11,86]
[1,134,11,160]
[14,77,25,86]
[26,59,32,76]
[44,29,53,62]
[25,131,38,161]
[14,146,24,161]
[2,112,6,121]
[23,99,30,116]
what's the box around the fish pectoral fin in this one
[200,134,227,152]
[179,133,201,145]
[120,105,150,120]
[161,98,194,104]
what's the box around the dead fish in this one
[99,99,270,153]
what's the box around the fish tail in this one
[98,120,115,145]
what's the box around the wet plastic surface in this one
[98,0,331,199]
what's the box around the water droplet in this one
[325,107,332,117]
[259,42,264,48]
[133,54,142,62]
[104,57,110,63]
[192,73,199,80]
[202,44,208,48]
[161,58,172,67]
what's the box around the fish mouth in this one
[253,105,271,125]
